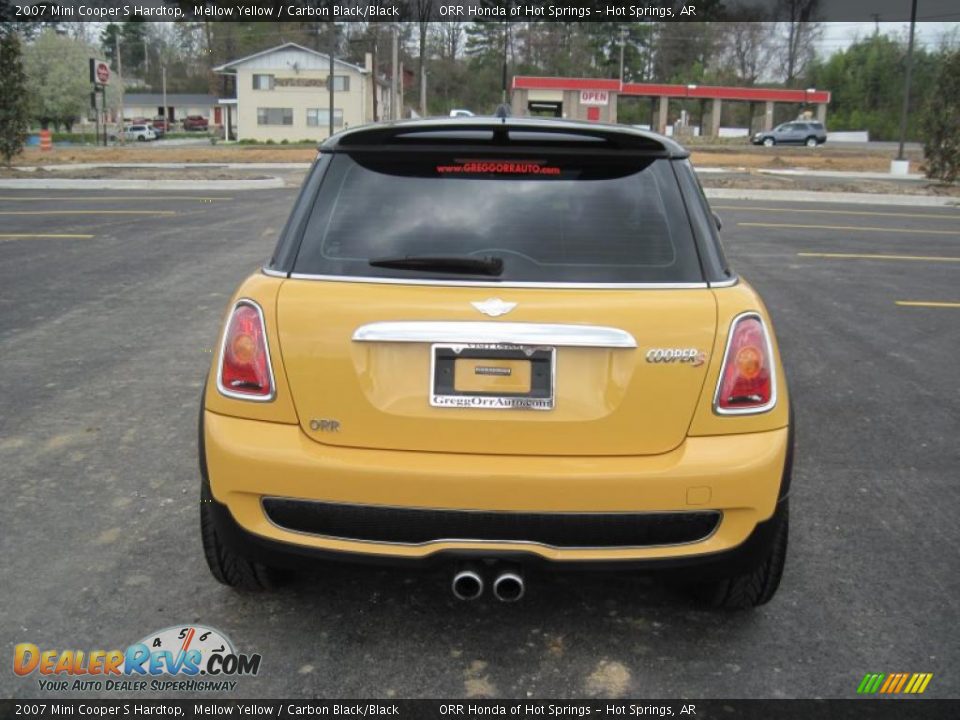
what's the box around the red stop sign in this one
[95,62,110,85]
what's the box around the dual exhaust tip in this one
[452,563,524,602]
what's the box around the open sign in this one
[580,90,609,106]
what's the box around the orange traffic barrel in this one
[39,129,52,152]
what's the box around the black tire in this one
[692,501,789,609]
[198,388,279,591]
[805,136,817,147]
[200,480,279,591]
[762,137,775,147]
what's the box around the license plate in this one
[431,344,555,410]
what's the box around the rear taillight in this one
[714,313,776,414]
[217,300,275,401]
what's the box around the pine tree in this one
[0,28,30,166]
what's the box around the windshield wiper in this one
[368,255,503,276]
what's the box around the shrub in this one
[922,49,960,183]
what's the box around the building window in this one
[328,76,350,92]
[252,74,274,90]
[257,107,293,126]
[307,108,344,128]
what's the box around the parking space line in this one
[895,301,960,308]
[714,205,960,221]
[0,210,176,216]
[0,233,94,240]
[797,252,960,262]
[0,196,232,202]
[740,222,960,236]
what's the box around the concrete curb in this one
[704,188,959,207]
[755,168,926,181]
[0,178,287,191]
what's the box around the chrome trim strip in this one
[712,311,778,416]
[287,272,709,290]
[261,266,288,278]
[353,321,637,348]
[215,298,278,403]
[708,275,739,288]
[260,497,723,552]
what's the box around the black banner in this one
[0,700,958,719]
[3,0,957,23]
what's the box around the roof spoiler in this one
[320,118,688,158]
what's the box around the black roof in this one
[320,117,689,158]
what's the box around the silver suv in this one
[752,121,826,147]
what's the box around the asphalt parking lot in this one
[1,188,958,700]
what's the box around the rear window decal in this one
[436,162,561,176]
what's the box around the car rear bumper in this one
[202,410,791,567]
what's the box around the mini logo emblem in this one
[471,298,517,317]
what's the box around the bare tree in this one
[416,0,432,114]
[436,21,463,61]
[718,21,778,84]
[776,0,822,86]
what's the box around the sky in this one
[817,21,960,54]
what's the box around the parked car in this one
[199,118,792,609]
[752,121,827,147]
[183,115,209,131]
[152,118,171,136]
[123,124,156,142]
[449,109,475,118]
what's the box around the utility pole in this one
[329,23,336,137]
[501,22,509,104]
[619,27,628,85]
[390,24,399,120]
[370,25,378,122]
[162,65,167,128]
[895,0,918,167]
[115,35,124,143]
[420,68,427,118]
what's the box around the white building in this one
[123,94,218,125]
[213,43,389,142]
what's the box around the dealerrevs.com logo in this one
[13,625,261,692]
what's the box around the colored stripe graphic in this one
[857,673,885,694]
[893,673,910,693]
[857,673,932,694]
[879,674,897,693]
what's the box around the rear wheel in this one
[691,501,789,609]
[805,137,817,147]
[762,137,775,147]
[137,135,146,142]
[200,481,279,591]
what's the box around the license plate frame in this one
[430,343,555,410]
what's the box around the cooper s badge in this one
[646,348,707,366]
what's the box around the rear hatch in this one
[276,136,716,456]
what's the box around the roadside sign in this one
[579,90,609,106]
[89,58,111,86]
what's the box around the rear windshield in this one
[292,153,703,284]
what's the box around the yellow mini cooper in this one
[200,118,792,608]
